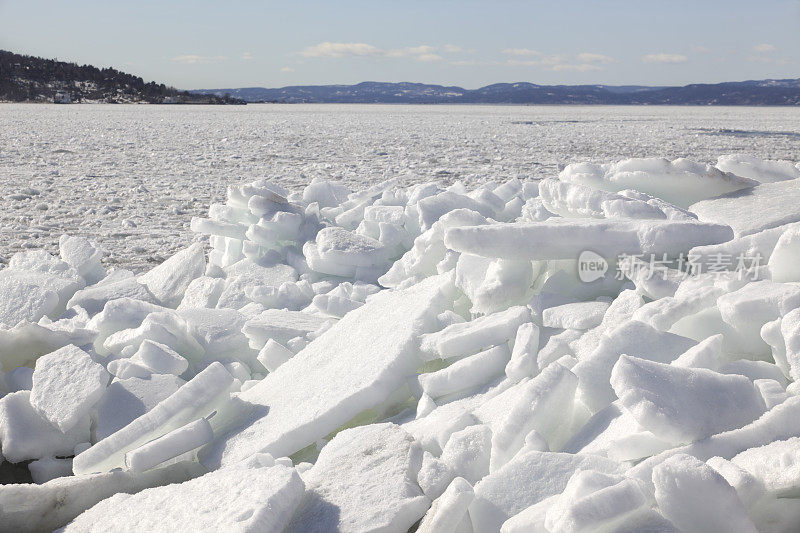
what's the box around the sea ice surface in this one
[2,105,800,531]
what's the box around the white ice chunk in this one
[418,477,474,533]
[286,423,428,533]
[539,178,667,219]
[93,375,185,442]
[314,226,391,267]
[417,451,456,500]
[769,225,800,282]
[652,454,757,533]
[691,179,800,237]
[202,274,451,467]
[177,276,225,309]
[455,254,536,315]
[627,395,800,491]
[490,363,578,470]
[445,218,733,261]
[103,311,205,362]
[440,424,492,485]
[67,276,156,316]
[469,450,621,532]
[63,464,304,533]
[671,333,724,370]
[124,417,213,473]
[419,344,510,399]
[73,362,233,474]
[505,322,540,382]
[421,306,530,361]
[560,157,757,208]
[256,338,294,372]
[0,391,89,463]
[216,258,298,309]
[782,307,800,381]
[0,272,59,327]
[611,355,766,444]
[718,280,800,357]
[573,321,697,412]
[242,309,331,349]
[28,456,74,484]
[129,339,188,376]
[0,461,203,532]
[732,436,800,496]
[716,154,800,183]
[544,470,651,533]
[29,345,109,432]
[58,235,104,284]
[691,221,800,274]
[138,243,205,308]
[542,301,610,330]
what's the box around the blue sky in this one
[1,0,798,89]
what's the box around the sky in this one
[1,0,798,90]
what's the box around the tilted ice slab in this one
[201,273,452,468]
[560,157,758,208]
[469,450,623,532]
[137,243,205,308]
[287,423,428,533]
[538,178,667,220]
[62,464,305,533]
[444,218,733,261]
[0,461,203,533]
[716,154,800,183]
[690,179,800,237]
[611,355,767,444]
[73,362,234,474]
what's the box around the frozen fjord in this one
[2,113,800,530]
[2,103,800,270]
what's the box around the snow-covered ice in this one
[1,111,800,532]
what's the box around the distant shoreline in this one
[3,101,800,108]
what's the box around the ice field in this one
[2,104,800,270]
[2,104,800,531]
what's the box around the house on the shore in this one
[54,91,71,104]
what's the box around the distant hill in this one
[193,79,800,105]
[0,50,244,104]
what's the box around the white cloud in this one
[691,45,710,53]
[398,45,436,56]
[281,66,294,72]
[505,52,609,72]
[299,42,442,62]
[299,42,382,58]
[449,59,477,66]
[416,53,443,62]
[502,48,541,57]
[551,63,602,72]
[577,53,615,64]
[642,53,688,64]
[171,54,227,64]
[505,59,541,67]
[444,44,463,53]
[241,52,253,60]
[753,43,776,53]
